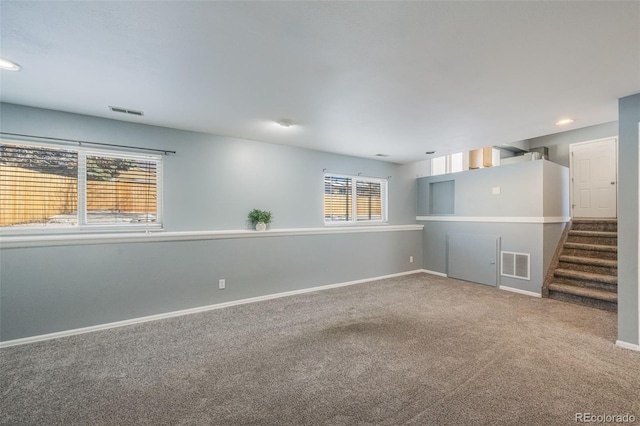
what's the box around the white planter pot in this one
[255,222,267,231]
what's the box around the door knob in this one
[611,182,616,185]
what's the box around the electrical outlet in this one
[219,279,225,290]
[410,256,414,263]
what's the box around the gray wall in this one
[421,221,544,293]
[0,103,421,341]
[418,160,555,217]
[0,103,416,230]
[0,231,423,341]
[528,121,618,167]
[417,160,569,294]
[617,93,640,346]
[543,160,571,218]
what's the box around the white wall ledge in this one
[416,216,570,223]
[0,224,424,249]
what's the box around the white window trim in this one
[324,173,388,226]
[0,139,163,235]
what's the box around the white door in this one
[571,138,617,218]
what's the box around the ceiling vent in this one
[109,106,144,116]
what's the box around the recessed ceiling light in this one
[555,118,575,126]
[425,151,436,155]
[0,57,21,71]
[277,119,293,128]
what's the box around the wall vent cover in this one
[108,106,144,116]
[501,251,530,280]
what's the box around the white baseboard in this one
[499,285,542,298]
[0,269,424,348]
[616,340,640,352]
[421,269,447,277]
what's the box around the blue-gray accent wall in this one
[527,121,618,167]
[0,103,422,341]
[618,93,640,346]
[417,160,569,294]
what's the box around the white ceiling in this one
[1,1,638,164]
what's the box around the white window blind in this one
[1,144,79,227]
[324,174,387,224]
[84,153,159,225]
[324,175,352,222]
[0,141,161,230]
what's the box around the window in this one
[449,152,465,173]
[431,156,447,176]
[431,152,468,176]
[431,148,502,176]
[324,174,387,224]
[0,141,162,231]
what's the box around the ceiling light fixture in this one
[425,151,436,155]
[555,118,575,126]
[277,119,293,128]
[0,57,21,71]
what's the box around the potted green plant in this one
[248,209,272,231]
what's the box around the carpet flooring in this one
[1,273,639,425]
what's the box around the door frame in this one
[569,136,619,219]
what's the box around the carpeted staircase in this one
[544,219,617,311]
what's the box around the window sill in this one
[0,224,163,237]
[324,221,389,227]
[0,224,424,249]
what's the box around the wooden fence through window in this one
[0,166,157,227]
[324,194,382,220]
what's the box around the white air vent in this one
[501,251,530,280]
[108,106,144,116]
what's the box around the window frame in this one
[0,139,163,235]
[323,173,388,226]
[432,149,507,176]
[431,152,470,176]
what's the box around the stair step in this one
[557,262,617,276]
[554,268,617,284]
[567,231,617,246]
[548,283,617,302]
[544,220,618,311]
[558,255,617,268]
[571,219,617,232]
[561,248,617,260]
[563,242,617,253]
[568,230,617,238]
